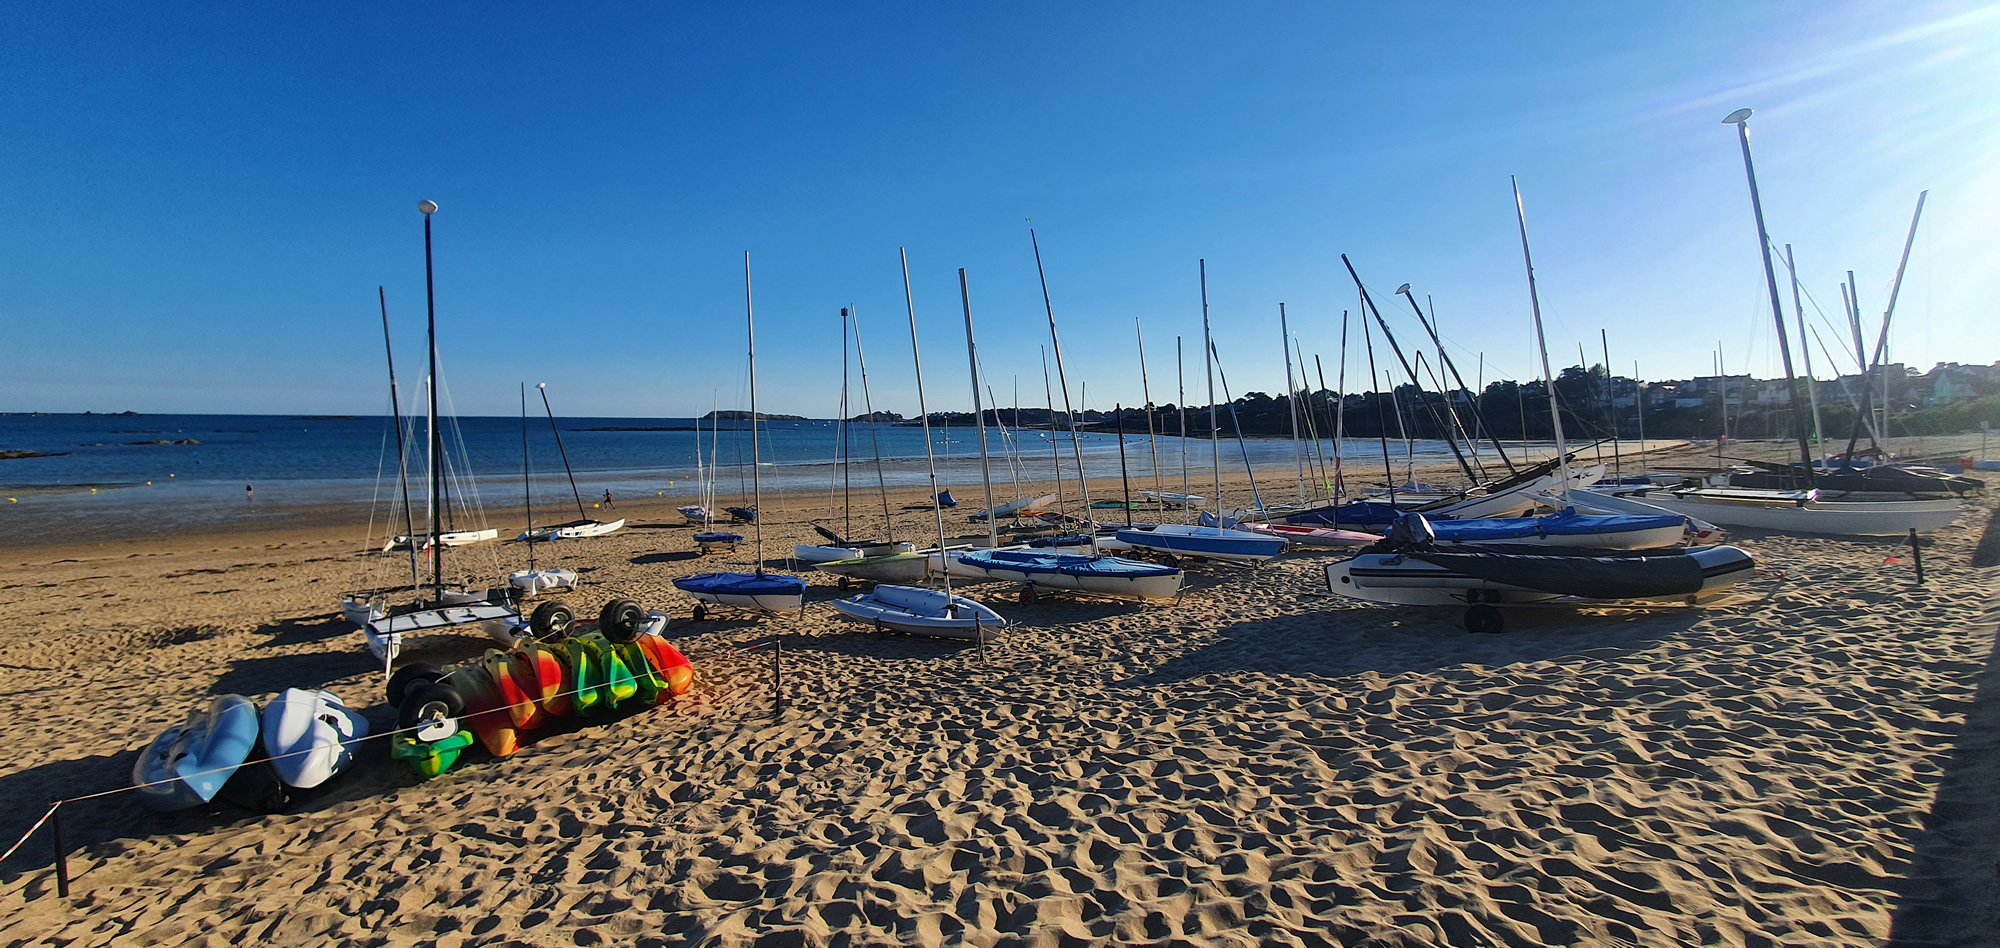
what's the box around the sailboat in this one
[1112,261,1284,565]
[803,305,917,572]
[954,230,1186,600]
[671,253,807,617]
[832,257,1007,641]
[514,383,625,541]
[508,382,580,597]
[357,202,524,672]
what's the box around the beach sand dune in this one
[1,449,1995,946]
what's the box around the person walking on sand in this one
[602,489,615,510]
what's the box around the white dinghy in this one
[261,688,371,789]
[832,584,1006,642]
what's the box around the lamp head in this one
[418,200,439,215]
[1722,108,1753,125]
[1395,283,1412,296]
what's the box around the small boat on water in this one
[831,585,1006,641]
[1113,523,1287,564]
[955,548,1184,600]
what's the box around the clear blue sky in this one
[3,1,1994,418]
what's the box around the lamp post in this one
[1722,109,1815,481]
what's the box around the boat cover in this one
[1428,507,1684,542]
[959,549,1179,579]
[673,571,806,597]
[1405,546,1706,599]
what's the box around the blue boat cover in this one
[725,506,758,523]
[1114,526,1287,558]
[1429,507,1683,543]
[1276,501,1408,527]
[672,571,806,596]
[961,549,1178,578]
[692,531,744,543]
[935,490,959,508]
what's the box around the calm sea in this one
[0,413,1486,541]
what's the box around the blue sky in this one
[3,1,1995,418]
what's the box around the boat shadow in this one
[1121,601,1707,688]
[630,551,701,566]
[249,613,352,649]
[209,650,382,696]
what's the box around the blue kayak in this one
[1114,524,1287,563]
[1428,508,1687,548]
[134,694,262,812]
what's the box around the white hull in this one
[971,493,1057,522]
[1438,464,1605,520]
[816,553,931,584]
[519,518,626,542]
[971,562,1185,600]
[364,602,523,666]
[383,528,499,552]
[796,544,863,563]
[1638,491,1961,536]
[508,568,579,596]
[680,589,805,612]
[831,586,1007,641]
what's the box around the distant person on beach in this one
[602,489,615,510]
[246,484,253,502]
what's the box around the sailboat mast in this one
[1136,319,1165,503]
[1177,337,1190,526]
[1783,246,1824,464]
[1041,347,1063,515]
[840,308,852,541]
[901,250,952,599]
[378,287,420,591]
[851,306,895,542]
[1201,261,1222,529]
[1362,315,1397,508]
[1510,176,1573,499]
[421,201,443,599]
[1723,110,1815,481]
[1335,311,1349,501]
[1115,404,1133,526]
[743,252,767,569]
[538,384,588,521]
[1028,230,1096,545]
[957,267,1000,549]
[1281,302,1303,504]
[521,383,535,571]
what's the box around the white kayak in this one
[831,585,1007,642]
[508,568,579,597]
[261,688,370,789]
[969,493,1057,522]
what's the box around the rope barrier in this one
[0,634,789,896]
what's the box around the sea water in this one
[0,412,1490,541]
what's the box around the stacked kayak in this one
[387,598,694,779]
[1423,507,1688,550]
[956,549,1184,600]
[1113,524,1286,564]
[135,690,369,813]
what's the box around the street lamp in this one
[1722,110,1816,480]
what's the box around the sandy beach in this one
[1,439,1996,946]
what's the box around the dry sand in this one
[1,440,1996,946]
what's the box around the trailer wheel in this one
[530,600,575,638]
[1464,604,1505,634]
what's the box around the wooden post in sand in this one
[50,801,68,898]
[1909,528,1925,586]
[772,642,784,716]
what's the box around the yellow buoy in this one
[593,503,601,508]
[90,488,98,493]
[7,498,15,503]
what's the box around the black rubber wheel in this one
[692,604,709,622]
[386,662,446,707]
[598,598,646,643]
[530,600,575,639]
[1017,587,1037,605]
[396,681,466,732]
[1464,604,1505,634]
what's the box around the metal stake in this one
[51,801,68,898]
